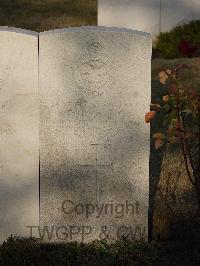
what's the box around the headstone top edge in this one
[39,26,152,38]
[0,26,38,37]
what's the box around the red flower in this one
[178,39,199,57]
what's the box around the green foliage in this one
[1,237,200,265]
[0,237,159,266]
[155,20,200,58]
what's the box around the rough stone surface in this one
[0,28,39,242]
[39,27,151,242]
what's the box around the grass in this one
[0,237,200,266]
[0,0,97,32]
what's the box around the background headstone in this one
[0,27,39,242]
[98,0,200,39]
[39,27,151,242]
[161,0,199,32]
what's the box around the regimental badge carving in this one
[73,42,111,96]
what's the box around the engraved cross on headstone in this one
[80,143,113,203]
[68,97,87,111]
[67,98,88,129]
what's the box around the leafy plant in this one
[145,64,200,215]
[0,236,159,266]
[1,236,200,265]
[155,20,200,58]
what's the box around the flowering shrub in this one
[178,39,200,57]
[155,20,200,58]
[146,64,200,214]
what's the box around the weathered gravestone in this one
[39,27,151,242]
[98,0,160,38]
[0,27,39,242]
[98,0,200,39]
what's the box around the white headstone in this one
[98,0,160,38]
[39,27,151,242]
[98,0,200,39]
[161,0,198,32]
[0,27,39,242]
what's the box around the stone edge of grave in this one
[0,26,38,37]
[39,26,151,38]
[0,26,152,40]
